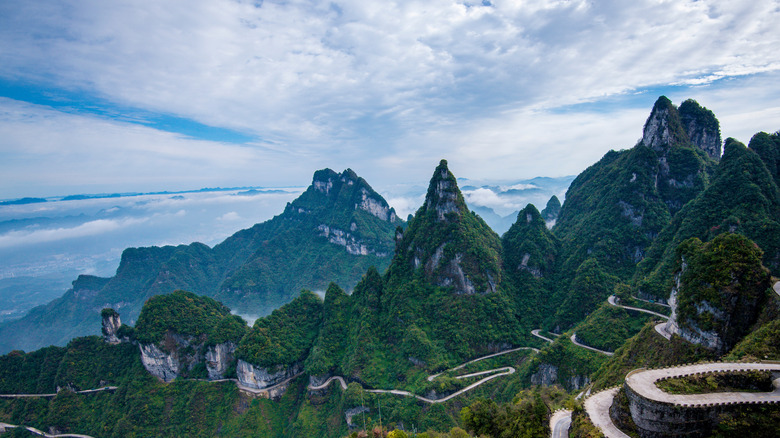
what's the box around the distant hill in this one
[0,168,401,354]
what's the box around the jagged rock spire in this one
[388,159,502,294]
[423,159,467,221]
[641,96,722,160]
[641,96,688,151]
[679,99,721,160]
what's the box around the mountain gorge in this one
[1,97,780,437]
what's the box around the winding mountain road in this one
[307,347,538,403]
[569,333,614,356]
[607,295,669,319]
[0,386,117,399]
[584,363,780,437]
[0,422,94,438]
[531,329,557,343]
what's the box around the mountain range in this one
[0,96,779,437]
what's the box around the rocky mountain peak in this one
[641,96,688,151]
[679,99,722,160]
[301,168,397,223]
[424,159,466,221]
[388,160,502,294]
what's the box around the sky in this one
[1,0,780,200]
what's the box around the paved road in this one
[308,347,535,403]
[366,366,516,403]
[583,387,630,438]
[0,386,118,399]
[654,321,672,340]
[309,376,347,391]
[584,362,780,437]
[531,329,556,343]
[570,333,614,356]
[608,295,669,319]
[0,422,94,438]
[774,281,780,298]
[426,346,538,381]
[549,410,572,438]
[625,362,780,406]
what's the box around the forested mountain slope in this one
[0,169,401,354]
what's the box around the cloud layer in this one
[1,0,779,197]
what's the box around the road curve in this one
[307,347,536,403]
[0,386,118,399]
[570,333,614,356]
[549,409,572,438]
[0,422,94,438]
[608,295,669,320]
[427,346,539,382]
[583,387,630,438]
[309,376,348,391]
[366,367,515,403]
[585,362,780,437]
[531,329,556,343]
[625,362,780,406]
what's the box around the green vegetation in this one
[134,290,247,346]
[540,195,561,223]
[237,290,323,368]
[636,139,780,299]
[656,370,774,394]
[748,130,780,186]
[590,323,716,391]
[574,303,654,352]
[460,394,548,437]
[726,318,780,361]
[675,233,770,344]
[0,168,400,354]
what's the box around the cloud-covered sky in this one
[1,0,779,199]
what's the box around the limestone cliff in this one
[666,233,771,354]
[139,331,238,382]
[236,360,301,389]
[101,308,122,344]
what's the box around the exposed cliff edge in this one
[236,360,302,390]
[664,233,771,354]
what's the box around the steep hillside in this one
[0,169,400,354]
[548,97,718,330]
[636,139,780,299]
[216,168,399,315]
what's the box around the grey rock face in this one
[680,99,722,160]
[236,360,302,390]
[426,168,461,221]
[101,312,121,344]
[531,363,558,386]
[140,343,181,382]
[205,342,237,380]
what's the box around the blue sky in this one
[1,0,779,199]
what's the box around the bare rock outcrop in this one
[236,360,302,390]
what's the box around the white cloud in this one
[0,218,148,248]
[217,211,241,221]
[463,187,522,213]
[0,1,779,197]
